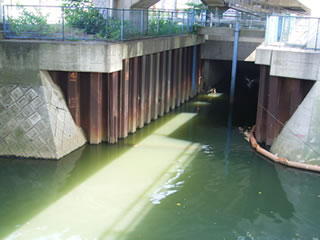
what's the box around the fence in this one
[2,5,198,41]
[193,10,265,29]
[2,5,266,41]
[265,15,320,50]
[227,0,302,15]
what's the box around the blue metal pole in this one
[62,7,65,41]
[140,10,143,36]
[229,21,240,105]
[120,9,124,41]
[192,9,195,30]
[182,12,185,33]
[3,6,6,37]
[192,45,197,93]
[315,19,320,51]
[105,9,109,39]
[157,11,160,34]
[170,12,173,34]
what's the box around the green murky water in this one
[1,94,320,240]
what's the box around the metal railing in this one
[194,9,266,29]
[265,15,320,50]
[227,0,303,15]
[2,5,199,41]
[2,5,266,41]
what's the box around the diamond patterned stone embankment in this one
[0,71,86,159]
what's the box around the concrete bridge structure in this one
[0,35,203,159]
[0,1,317,161]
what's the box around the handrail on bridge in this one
[227,0,304,16]
[2,5,266,41]
[265,15,320,51]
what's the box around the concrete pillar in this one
[89,73,103,144]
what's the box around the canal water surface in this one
[0,94,320,240]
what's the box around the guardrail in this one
[227,0,301,15]
[265,15,320,50]
[2,5,266,41]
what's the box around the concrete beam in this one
[200,27,264,62]
[255,45,320,81]
[201,0,226,7]
[115,0,159,9]
[0,35,204,74]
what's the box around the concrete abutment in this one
[0,36,203,160]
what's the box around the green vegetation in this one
[8,0,199,40]
[184,3,207,33]
[62,0,106,38]
[9,7,52,36]
[148,18,183,36]
[185,2,206,16]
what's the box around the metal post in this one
[201,10,204,26]
[140,10,144,36]
[192,45,197,92]
[62,7,65,41]
[170,12,173,35]
[229,21,240,105]
[157,11,160,34]
[3,6,6,36]
[192,9,195,29]
[105,9,109,39]
[315,19,320,51]
[121,9,124,40]
[182,12,185,33]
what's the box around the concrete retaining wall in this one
[255,45,320,81]
[0,35,203,160]
[0,35,204,73]
[200,27,264,62]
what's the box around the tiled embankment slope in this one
[0,70,86,159]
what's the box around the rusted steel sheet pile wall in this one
[49,46,202,144]
[255,65,314,146]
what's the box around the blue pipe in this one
[192,45,197,92]
[229,21,240,105]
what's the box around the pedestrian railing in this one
[2,5,266,41]
[227,0,300,15]
[265,15,320,50]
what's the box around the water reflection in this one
[5,113,201,240]
[0,147,85,239]
[0,95,320,240]
[224,107,233,176]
